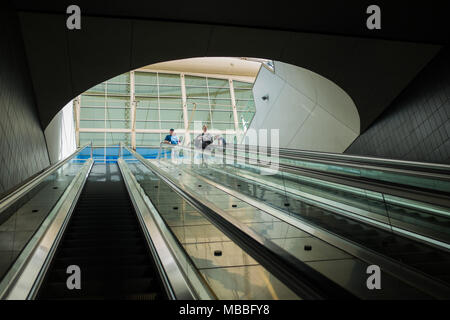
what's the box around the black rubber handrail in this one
[161,144,450,208]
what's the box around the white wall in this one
[44,101,76,164]
[246,61,360,153]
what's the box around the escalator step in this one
[37,163,165,300]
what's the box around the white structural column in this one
[130,71,136,149]
[73,96,81,147]
[180,73,190,145]
[229,79,240,141]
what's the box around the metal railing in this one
[0,143,94,299]
[154,143,450,250]
[119,142,215,300]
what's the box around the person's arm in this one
[163,135,171,144]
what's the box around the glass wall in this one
[77,70,256,148]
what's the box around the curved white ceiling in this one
[248,61,360,153]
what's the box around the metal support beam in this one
[74,96,81,147]
[180,73,190,146]
[130,71,136,150]
[78,128,237,135]
[229,79,240,143]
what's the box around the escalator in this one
[36,163,167,300]
[190,166,450,286]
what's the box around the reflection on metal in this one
[186,167,450,299]
[169,143,450,249]
[129,148,358,299]
[0,143,90,217]
[118,155,215,300]
[130,71,136,150]
[232,144,450,193]
[0,158,93,300]
[207,165,450,250]
[154,158,435,299]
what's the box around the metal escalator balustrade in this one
[120,147,303,300]
[161,144,450,249]
[150,143,450,299]
[196,167,450,285]
[0,143,205,300]
[230,144,450,194]
[136,145,447,299]
[0,143,93,299]
[180,149,450,286]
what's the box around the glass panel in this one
[85,83,105,94]
[186,87,209,98]
[135,121,161,130]
[135,133,162,146]
[136,109,159,121]
[187,98,209,109]
[207,78,229,88]
[0,147,89,280]
[160,121,184,130]
[81,95,105,107]
[135,72,157,85]
[107,96,129,108]
[160,109,184,121]
[159,97,182,109]
[80,120,105,129]
[158,85,182,97]
[135,84,158,96]
[106,120,130,129]
[106,83,129,95]
[238,111,255,129]
[190,110,210,122]
[80,132,104,146]
[208,88,231,100]
[233,80,253,89]
[212,110,234,122]
[80,107,105,120]
[189,121,211,129]
[105,108,130,120]
[158,73,181,86]
[185,75,207,87]
[234,89,253,100]
[105,132,131,146]
[236,99,256,111]
[210,100,232,108]
[136,97,158,108]
[212,122,235,130]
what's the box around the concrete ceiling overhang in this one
[17,11,441,131]
[12,1,450,45]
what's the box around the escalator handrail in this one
[230,143,450,174]
[0,142,92,214]
[157,144,450,208]
[177,143,450,186]
[0,158,94,299]
[118,156,216,300]
[127,145,357,300]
